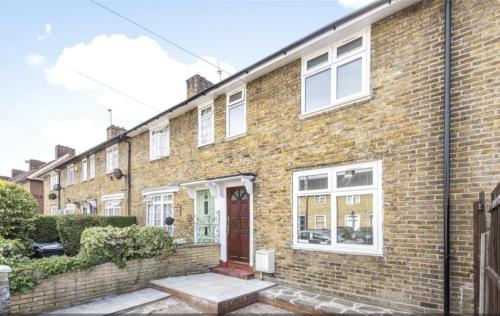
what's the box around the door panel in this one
[196,190,216,243]
[227,186,250,263]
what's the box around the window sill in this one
[225,133,247,142]
[291,244,383,257]
[198,142,215,149]
[299,94,371,120]
[150,155,170,163]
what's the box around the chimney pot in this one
[55,145,76,159]
[186,74,214,99]
[25,159,45,171]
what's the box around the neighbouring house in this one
[39,0,499,313]
[11,145,75,213]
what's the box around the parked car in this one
[33,242,65,258]
[353,227,373,244]
[298,230,331,244]
[337,226,354,241]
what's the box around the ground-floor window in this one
[293,160,382,255]
[145,193,173,236]
[104,200,121,216]
[64,203,76,215]
[50,205,59,215]
[82,200,97,215]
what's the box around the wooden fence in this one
[474,182,500,315]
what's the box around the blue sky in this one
[0,0,372,176]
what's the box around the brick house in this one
[39,0,499,313]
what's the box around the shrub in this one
[80,225,174,268]
[0,237,26,259]
[57,215,137,256]
[31,216,59,242]
[0,180,37,245]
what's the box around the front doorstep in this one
[150,273,274,314]
[210,261,254,280]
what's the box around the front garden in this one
[0,180,175,293]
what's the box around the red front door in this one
[227,186,249,263]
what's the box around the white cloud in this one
[26,53,45,66]
[42,119,106,153]
[337,0,376,9]
[44,34,235,124]
[37,23,52,41]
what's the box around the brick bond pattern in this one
[8,244,219,314]
[40,1,499,313]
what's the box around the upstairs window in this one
[81,158,88,181]
[89,154,95,179]
[198,102,214,146]
[66,164,75,186]
[106,145,119,173]
[150,125,169,160]
[226,88,246,138]
[50,172,59,191]
[302,29,370,115]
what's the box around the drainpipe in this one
[120,135,132,216]
[443,0,452,314]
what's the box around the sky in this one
[0,0,374,176]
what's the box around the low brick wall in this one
[9,243,219,314]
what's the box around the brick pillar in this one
[0,265,11,315]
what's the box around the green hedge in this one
[31,216,59,243]
[80,225,174,268]
[57,215,137,256]
[0,237,26,259]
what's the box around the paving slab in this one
[46,288,169,315]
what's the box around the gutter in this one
[443,0,452,314]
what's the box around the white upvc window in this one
[145,193,174,236]
[226,87,246,138]
[106,145,119,173]
[301,28,370,116]
[50,172,59,191]
[81,199,97,215]
[50,205,59,216]
[198,102,214,146]
[292,160,383,256]
[81,158,88,181]
[104,200,121,216]
[150,124,169,160]
[89,154,95,179]
[66,164,75,186]
[64,203,76,215]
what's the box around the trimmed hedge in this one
[31,216,59,243]
[0,237,26,259]
[57,215,137,256]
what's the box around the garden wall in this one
[8,243,219,314]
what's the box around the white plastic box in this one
[255,249,275,273]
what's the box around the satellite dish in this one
[48,193,57,200]
[113,168,124,179]
[164,217,175,226]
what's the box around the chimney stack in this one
[107,125,127,140]
[11,169,25,178]
[25,159,45,170]
[55,145,75,159]
[186,74,213,99]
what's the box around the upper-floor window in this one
[293,160,382,256]
[66,164,75,186]
[81,158,88,181]
[50,172,59,191]
[106,145,119,173]
[198,102,214,146]
[301,29,370,116]
[89,154,95,179]
[226,87,246,138]
[150,124,169,160]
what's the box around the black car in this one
[353,227,373,244]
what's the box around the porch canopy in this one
[181,173,256,199]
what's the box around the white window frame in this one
[50,205,59,216]
[104,200,121,216]
[106,145,119,174]
[89,154,95,179]
[198,101,215,147]
[226,86,247,139]
[66,164,75,186]
[145,192,174,236]
[315,195,327,205]
[81,158,88,181]
[81,199,97,215]
[64,203,76,215]
[301,28,371,117]
[50,172,59,191]
[292,160,383,256]
[315,215,326,229]
[149,123,170,161]
[346,195,361,205]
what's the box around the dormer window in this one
[301,29,370,116]
[150,124,169,161]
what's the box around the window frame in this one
[89,154,95,179]
[292,160,383,256]
[106,145,119,174]
[300,28,371,117]
[226,86,247,139]
[198,101,215,147]
[50,172,59,191]
[104,199,121,216]
[64,203,76,215]
[66,164,75,186]
[145,192,174,236]
[50,205,59,216]
[81,158,88,181]
[149,123,170,161]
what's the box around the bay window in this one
[293,160,382,255]
[226,87,246,138]
[301,29,370,116]
[150,124,169,160]
[198,102,214,146]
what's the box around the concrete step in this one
[210,266,254,280]
[150,272,275,314]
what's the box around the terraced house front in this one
[40,0,499,313]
